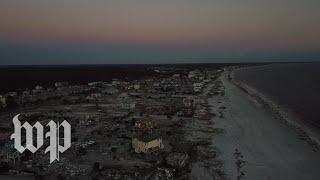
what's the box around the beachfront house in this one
[132,133,164,153]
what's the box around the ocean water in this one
[234,63,320,128]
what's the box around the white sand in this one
[210,72,320,180]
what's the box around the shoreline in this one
[211,70,320,179]
[230,67,320,150]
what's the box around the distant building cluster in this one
[0,66,224,179]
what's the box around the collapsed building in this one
[132,116,164,153]
[0,140,21,167]
[193,82,203,93]
[182,97,194,108]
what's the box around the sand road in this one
[210,73,320,180]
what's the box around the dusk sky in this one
[0,0,320,64]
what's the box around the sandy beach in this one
[210,71,320,180]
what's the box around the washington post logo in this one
[10,114,71,164]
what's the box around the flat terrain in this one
[210,73,320,180]
[0,67,225,179]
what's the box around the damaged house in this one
[132,116,163,153]
[132,133,163,153]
